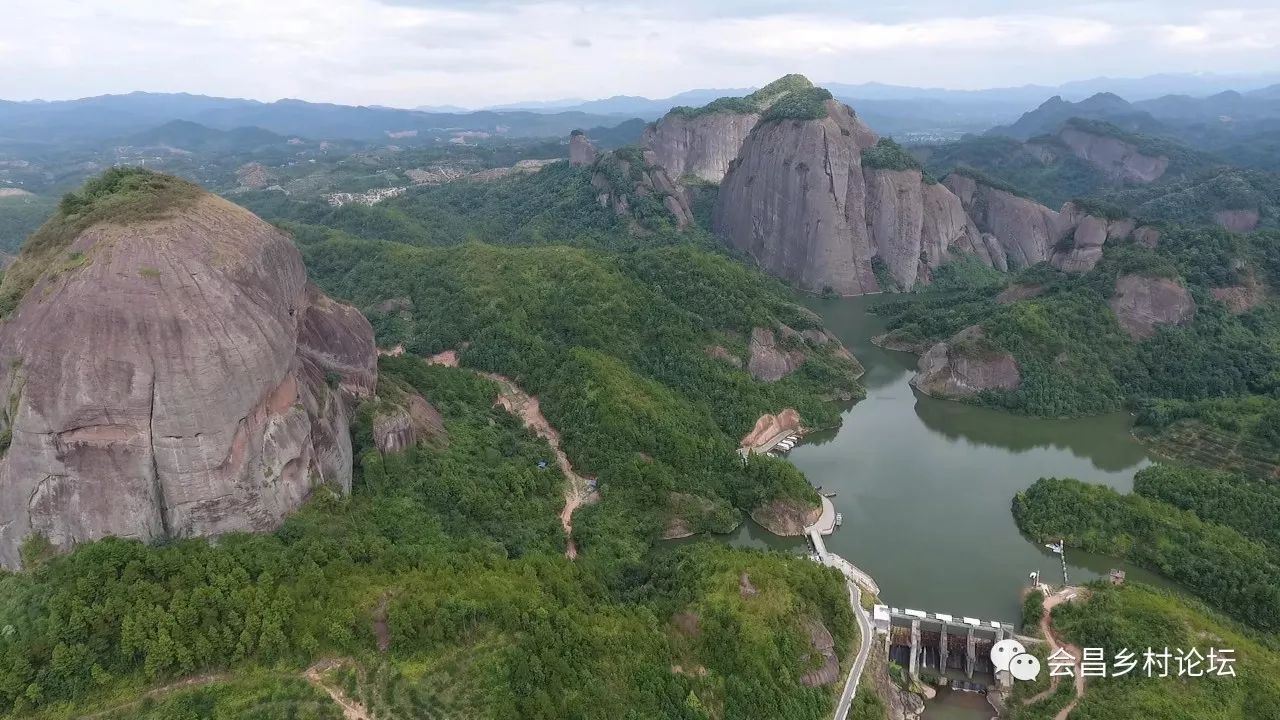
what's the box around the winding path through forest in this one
[428,351,597,558]
[304,660,374,720]
[1022,587,1088,720]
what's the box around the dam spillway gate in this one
[875,605,1014,686]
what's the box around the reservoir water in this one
[728,295,1168,623]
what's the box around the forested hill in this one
[876,219,1280,476]
[0,164,870,720]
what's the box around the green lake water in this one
[727,295,1170,624]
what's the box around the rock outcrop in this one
[912,326,1020,399]
[642,111,759,184]
[864,168,990,289]
[569,130,597,167]
[799,619,840,687]
[944,173,1059,270]
[1049,203,1141,273]
[1134,225,1161,248]
[713,100,885,295]
[746,326,806,382]
[749,497,821,536]
[1108,274,1195,339]
[590,151,694,229]
[1211,283,1264,314]
[0,178,376,568]
[372,391,446,455]
[740,409,804,452]
[1057,124,1169,183]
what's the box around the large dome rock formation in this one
[712,99,884,295]
[712,97,993,294]
[0,170,376,568]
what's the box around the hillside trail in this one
[1022,587,1088,719]
[427,350,597,558]
[304,659,374,720]
[77,674,228,719]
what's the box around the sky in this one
[2,0,1279,107]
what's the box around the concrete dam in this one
[874,605,1016,689]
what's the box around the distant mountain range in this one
[0,92,635,146]
[4,72,1280,150]
[470,72,1280,138]
[988,85,1280,152]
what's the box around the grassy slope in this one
[1051,583,1280,719]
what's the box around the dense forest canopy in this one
[0,158,867,719]
[876,224,1280,438]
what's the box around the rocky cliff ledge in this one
[912,326,1021,400]
[0,170,376,568]
[642,111,760,184]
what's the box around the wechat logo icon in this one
[992,639,1041,681]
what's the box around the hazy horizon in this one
[3,1,1279,108]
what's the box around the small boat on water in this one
[835,513,844,527]
[823,492,837,498]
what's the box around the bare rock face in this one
[945,173,1060,270]
[0,190,376,568]
[740,408,804,451]
[642,111,760,184]
[1048,202,1140,274]
[1109,274,1195,340]
[373,392,445,454]
[749,497,821,536]
[799,618,840,687]
[912,326,1020,399]
[864,168,989,290]
[714,101,883,295]
[1058,126,1169,183]
[1134,225,1161,248]
[921,180,993,273]
[1050,213,1108,273]
[1215,209,1260,233]
[568,130,597,167]
[747,327,806,382]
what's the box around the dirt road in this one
[1023,587,1087,719]
[426,351,596,558]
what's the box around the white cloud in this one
[0,1,1277,106]
[1160,10,1280,50]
